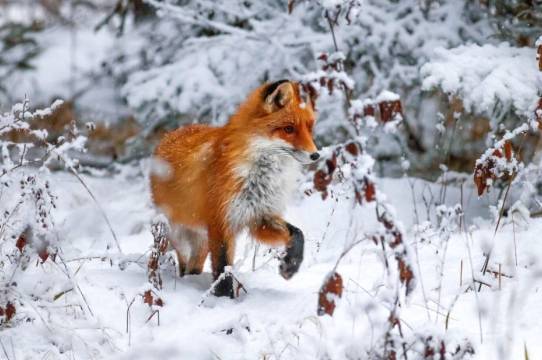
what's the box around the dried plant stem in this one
[0,338,11,360]
[459,182,464,229]
[464,231,484,343]
[445,293,460,331]
[413,237,431,322]
[438,115,460,205]
[252,242,259,271]
[318,196,338,253]
[499,264,502,290]
[408,178,431,321]
[332,237,367,271]
[512,213,518,267]
[435,234,450,323]
[323,9,356,122]
[325,10,340,55]
[145,310,160,326]
[56,253,95,317]
[67,166,122,253]
[460,259,463,287]
[479,179,512,291]
[126,296,136,347]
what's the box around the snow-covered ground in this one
[3,164,541,360]
[2,2,542,359]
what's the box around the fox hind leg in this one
[175,249,188,277]
[170,225,208,277]
[186,231,209,275]
[209,227,236,298]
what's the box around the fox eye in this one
[283,125,295,134]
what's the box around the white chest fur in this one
[227,138,300,231]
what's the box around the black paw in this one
[280,224,305,280]
[212,273,234,298]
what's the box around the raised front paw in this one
[279,223,305,280]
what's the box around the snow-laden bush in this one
[0,99,98,349]
[422,43,542,124]
[0,98,85,271]
[4,0,542,173]
[111,0,491,147]
[116,0,326,134]
[421,32,542,302]
[423,35,542,203]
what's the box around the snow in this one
[2,1,542,359]
[16,28,110,97]
[1,164,541,359]
[376,90,400,102]
[421,43,542,116]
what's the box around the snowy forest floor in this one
[3,163,542,360]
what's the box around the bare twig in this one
[464,231,484,343]
[66,167,122,253]
[0,338,11,360]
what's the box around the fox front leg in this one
[250,216,305,279]
[279,223,304,280]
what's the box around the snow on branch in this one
[422,43,542,117]
[473,121,535,196]
[121,0,329,130]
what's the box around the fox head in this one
[231,80,319,164]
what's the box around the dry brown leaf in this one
[317,272,343,316]
[143,290,154,306]
[15,235,26,253]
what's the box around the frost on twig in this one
[147,215,171,290]
[473,123,530,196]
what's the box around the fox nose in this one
[310,152,320,161]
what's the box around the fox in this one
[150,80,319,297]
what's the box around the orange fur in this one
[151,80,317,279]
[249,215,290,246]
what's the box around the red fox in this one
[150,80,319,297]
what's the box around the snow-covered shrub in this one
[0,99,88,333]
[422,29,542,208]
[473,126,527,197]
[5,0,541,172]
[422,43,541,127]
[285,4,476,359]
[421,32,542,297]
[115,0,325,134]
[102,0,494,164]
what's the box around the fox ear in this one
[263,81,294,113]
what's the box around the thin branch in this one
[66,166,122,253]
